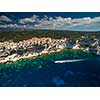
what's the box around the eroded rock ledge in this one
[0,37,66,63]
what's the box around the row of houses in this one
[66,38,100,55]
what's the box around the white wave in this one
[54,59,87,63]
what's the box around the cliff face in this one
[0,37,67,63]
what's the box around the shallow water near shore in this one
[0,49,100,87]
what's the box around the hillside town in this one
[0,35,100,63]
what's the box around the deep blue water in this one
[0,58,100,87]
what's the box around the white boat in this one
[54,59,87,63]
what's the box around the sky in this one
[0,12,100,31]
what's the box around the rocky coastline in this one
[0,36,100,64]
[0,37,66,63]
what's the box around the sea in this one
[0,49,100,87]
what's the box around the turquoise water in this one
[0,49,100,87]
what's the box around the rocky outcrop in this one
[0,37,66,63]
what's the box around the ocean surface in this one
[0,50,100,87]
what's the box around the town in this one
[0,33,100,63]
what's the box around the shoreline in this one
[1,48,94,64]
[0,37,67,64]
[0,48,64,64]
[0,36,99,64]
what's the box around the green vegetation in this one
[0,30,100,42]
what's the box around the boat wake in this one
[54,59,88,63]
